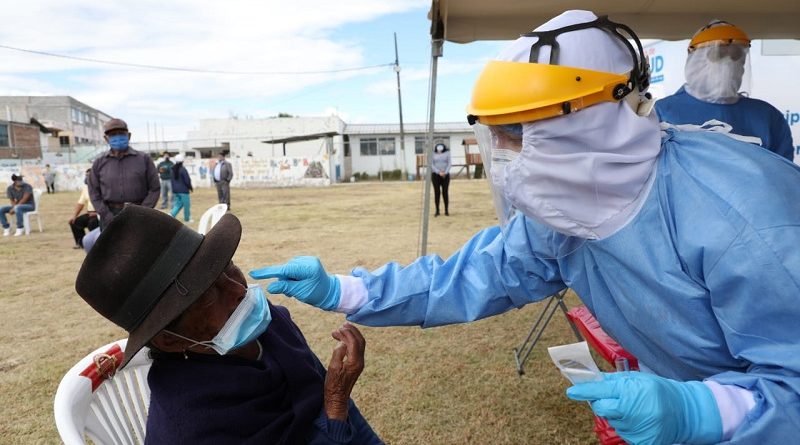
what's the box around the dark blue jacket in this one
[170,164,193,194]
[145,304,383,444]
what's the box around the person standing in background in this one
[44,164,56,194]
[157,152,174,209]
[431,142,451,217]
[89,118,160,230]
[170,154,193,223]
[213,151,233,210]
[68,168,99,249]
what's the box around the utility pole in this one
[146,121,151,152]
[394,32,407,181]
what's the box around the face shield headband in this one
[521,15,650,100]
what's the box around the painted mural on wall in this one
[0,161,92,191]
[0,155,330,191]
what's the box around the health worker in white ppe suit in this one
[656,21,795,161]
[251,11,800,445]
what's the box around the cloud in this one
[0,0,428,138]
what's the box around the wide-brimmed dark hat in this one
[75,205,241,368]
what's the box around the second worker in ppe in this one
[252,10,800,445]
[655,21,795,161]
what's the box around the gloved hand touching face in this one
[567,372,722,445]
[249,256,341,311]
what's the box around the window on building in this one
[71,108,79,123]
[360,137,396,156]
[343,135,350,157]
[360,138,377,156]
[378,137,395,155]
[59,136,70,147]
[415,135,448,154]
[0,124,8,147]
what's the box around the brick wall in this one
[11,123,42,159]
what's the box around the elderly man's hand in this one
[324,323,366,421]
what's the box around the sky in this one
[0,0,506,141]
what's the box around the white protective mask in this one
[684,44,748,104]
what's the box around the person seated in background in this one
[1,174,36,237]
[68,169,99,249]
[655,20,794,161]
[75,206,383,445]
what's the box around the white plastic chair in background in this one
[197,203,228,235]
[23,188,44,235]
[54,339,152,445]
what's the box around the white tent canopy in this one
[434,0,800,43]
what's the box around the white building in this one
[344,122,474,180]
[185,116,475,181]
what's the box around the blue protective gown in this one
[656,86,795,161]
[347,129,800,444]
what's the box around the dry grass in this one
[0,180,597,444]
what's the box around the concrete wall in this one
[187,116,346,159]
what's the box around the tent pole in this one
[420,37,443,257]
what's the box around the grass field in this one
[0,180,599,444]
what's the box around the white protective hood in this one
[497,10,662,240]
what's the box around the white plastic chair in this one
[23,188,44,235]
[54,339,152,445]
[197,203,228,235]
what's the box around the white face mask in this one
[684,45,747,104]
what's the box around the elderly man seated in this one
[75,206,383,444]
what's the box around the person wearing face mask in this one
[430,142,452,216]
[67,168,99,249]
[88,118,160,230]
[75,206,383,444]
[255,10,800,444]
[656,21,794,161]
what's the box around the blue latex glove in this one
[249,256,341,311]
[567,372,722,445]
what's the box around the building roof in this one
[344,122,471,135]
[262,131,339,144]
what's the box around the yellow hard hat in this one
[466,15,649,126]
[467,61,630,126]
[689,22,750,51]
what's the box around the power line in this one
[0,44,394,76]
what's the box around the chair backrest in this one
[54,339,153,445]
[32,188,43,210]
[197,203,228,235]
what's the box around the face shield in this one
[474,123,522,227]
[685,41,751,104]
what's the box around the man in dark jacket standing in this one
[156,153,174,209]
[89,118,160,229]
[213,151,233,210]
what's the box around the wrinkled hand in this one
[248,256,341,310]
[324,323,366,421]
[567,372,722,445]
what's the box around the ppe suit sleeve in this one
[346,218,567,327]
[703,223,800,443]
